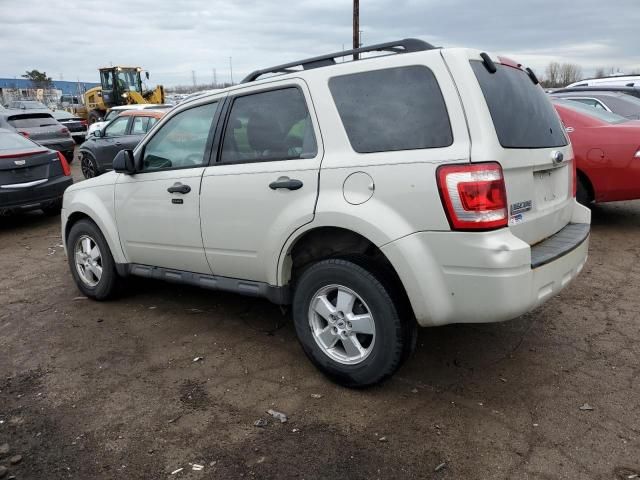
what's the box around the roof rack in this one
[241,38,436,83]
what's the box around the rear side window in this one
[131,116,151,135]
[471,61,567,148]
[329,66,453,153]
[7,114,57,128]
[220,87,317,164]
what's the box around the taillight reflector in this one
[437,162,508,231]
[56,151,71,176]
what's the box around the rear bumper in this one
[38,138,75,154]
[381,202,591,327]
[0,175,73,212]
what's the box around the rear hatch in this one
[59,117,86,133]
[7,113,70,143]
[0,149,61,187]
[442,49,575,245]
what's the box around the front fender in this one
[62,184,127,264]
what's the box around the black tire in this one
[42,200,62,216]
[293,259,408,388]
[87,110,102,125]
[67,219,119,300]
[80,152,99,179]
[576,177,592,206]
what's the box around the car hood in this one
[66,170,118,193]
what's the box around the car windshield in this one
[104,110,120,121]
[7,113,58,128]
[553,99,629,124]
[0,131,39,151]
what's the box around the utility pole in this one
[213,68,217,87]
[229,57,234,85]
[192,70,197,88]
[353,0,359,60]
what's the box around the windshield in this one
[104,110,120,121]
[553,99,629,124]
[471,61,568,148]
[7,114,57,128]
[0,131,39,151]
[116,70,141,92]
[101,70,114,90]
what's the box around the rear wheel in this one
[67,219,119,300]
[81,153,99,179]
[576,177,592,206]
[42,200,62,216]
[293,259,408,387]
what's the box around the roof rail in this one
[241,38,436,83]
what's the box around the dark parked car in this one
[0,127,73,215]
[53,110,88,144]
[78,109,165,178]
[0,110,75,161]
[549,91,640,119]
[550,86,640,100]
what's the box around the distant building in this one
[0,78,100,106]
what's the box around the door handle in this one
[269,177,303,191]
[167,183,191,194]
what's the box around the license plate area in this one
[533,165,568,208]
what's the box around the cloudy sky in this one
[1,0,639,86]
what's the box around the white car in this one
[567,74,640,88]
[62,39,590,387]
[87,104,171,136]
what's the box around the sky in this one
[1,0,639,87]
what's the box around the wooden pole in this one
[353,0,359,60]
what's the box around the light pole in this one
[229,57,234,85]
[353,0,359,60]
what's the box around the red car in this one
[553,100,640,205]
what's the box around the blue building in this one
[0,78,99,95]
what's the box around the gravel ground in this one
[0,159,639,479]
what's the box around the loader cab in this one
[99,67,144,108]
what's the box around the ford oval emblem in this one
[551,151,564,164]
[14,159,26,166]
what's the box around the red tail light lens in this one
[19,130,29,138]
[81,120,88,126]
[60,127,70,135]
[56,151,71,176]
[437,162,508,231]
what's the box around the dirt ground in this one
[0,159,639,480]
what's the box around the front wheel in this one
[67,219,119,300]
[80,153,99,179]
[292,259,408,387]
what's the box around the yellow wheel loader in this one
[79,67,165,123]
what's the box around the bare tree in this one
[594,67,606,78]
[558,63,583,86]
[545,62,560,87]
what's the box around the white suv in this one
[62,39,590,387]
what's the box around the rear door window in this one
[131,116,151,135]
[471,61,568,148]
[7,114,57,128]
[220,87,317,164]
[329,66,453,153]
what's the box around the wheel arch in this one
[278,225,415,318]
[577,168,595,203]
[64,202,127,265]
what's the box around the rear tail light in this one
[60,127,70,135]
[437,162,508,231]
[81,120,88,126]
[634,148,640,159]
[56,151,71,176]
[18,130,29,138]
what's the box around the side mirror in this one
[145,72,150,80]
[92,129,103,138]
[113,149,138,174]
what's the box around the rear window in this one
[329,66,453,153]
[0,131,39,151]
[7,114,57,128]
[471,61,568,148]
